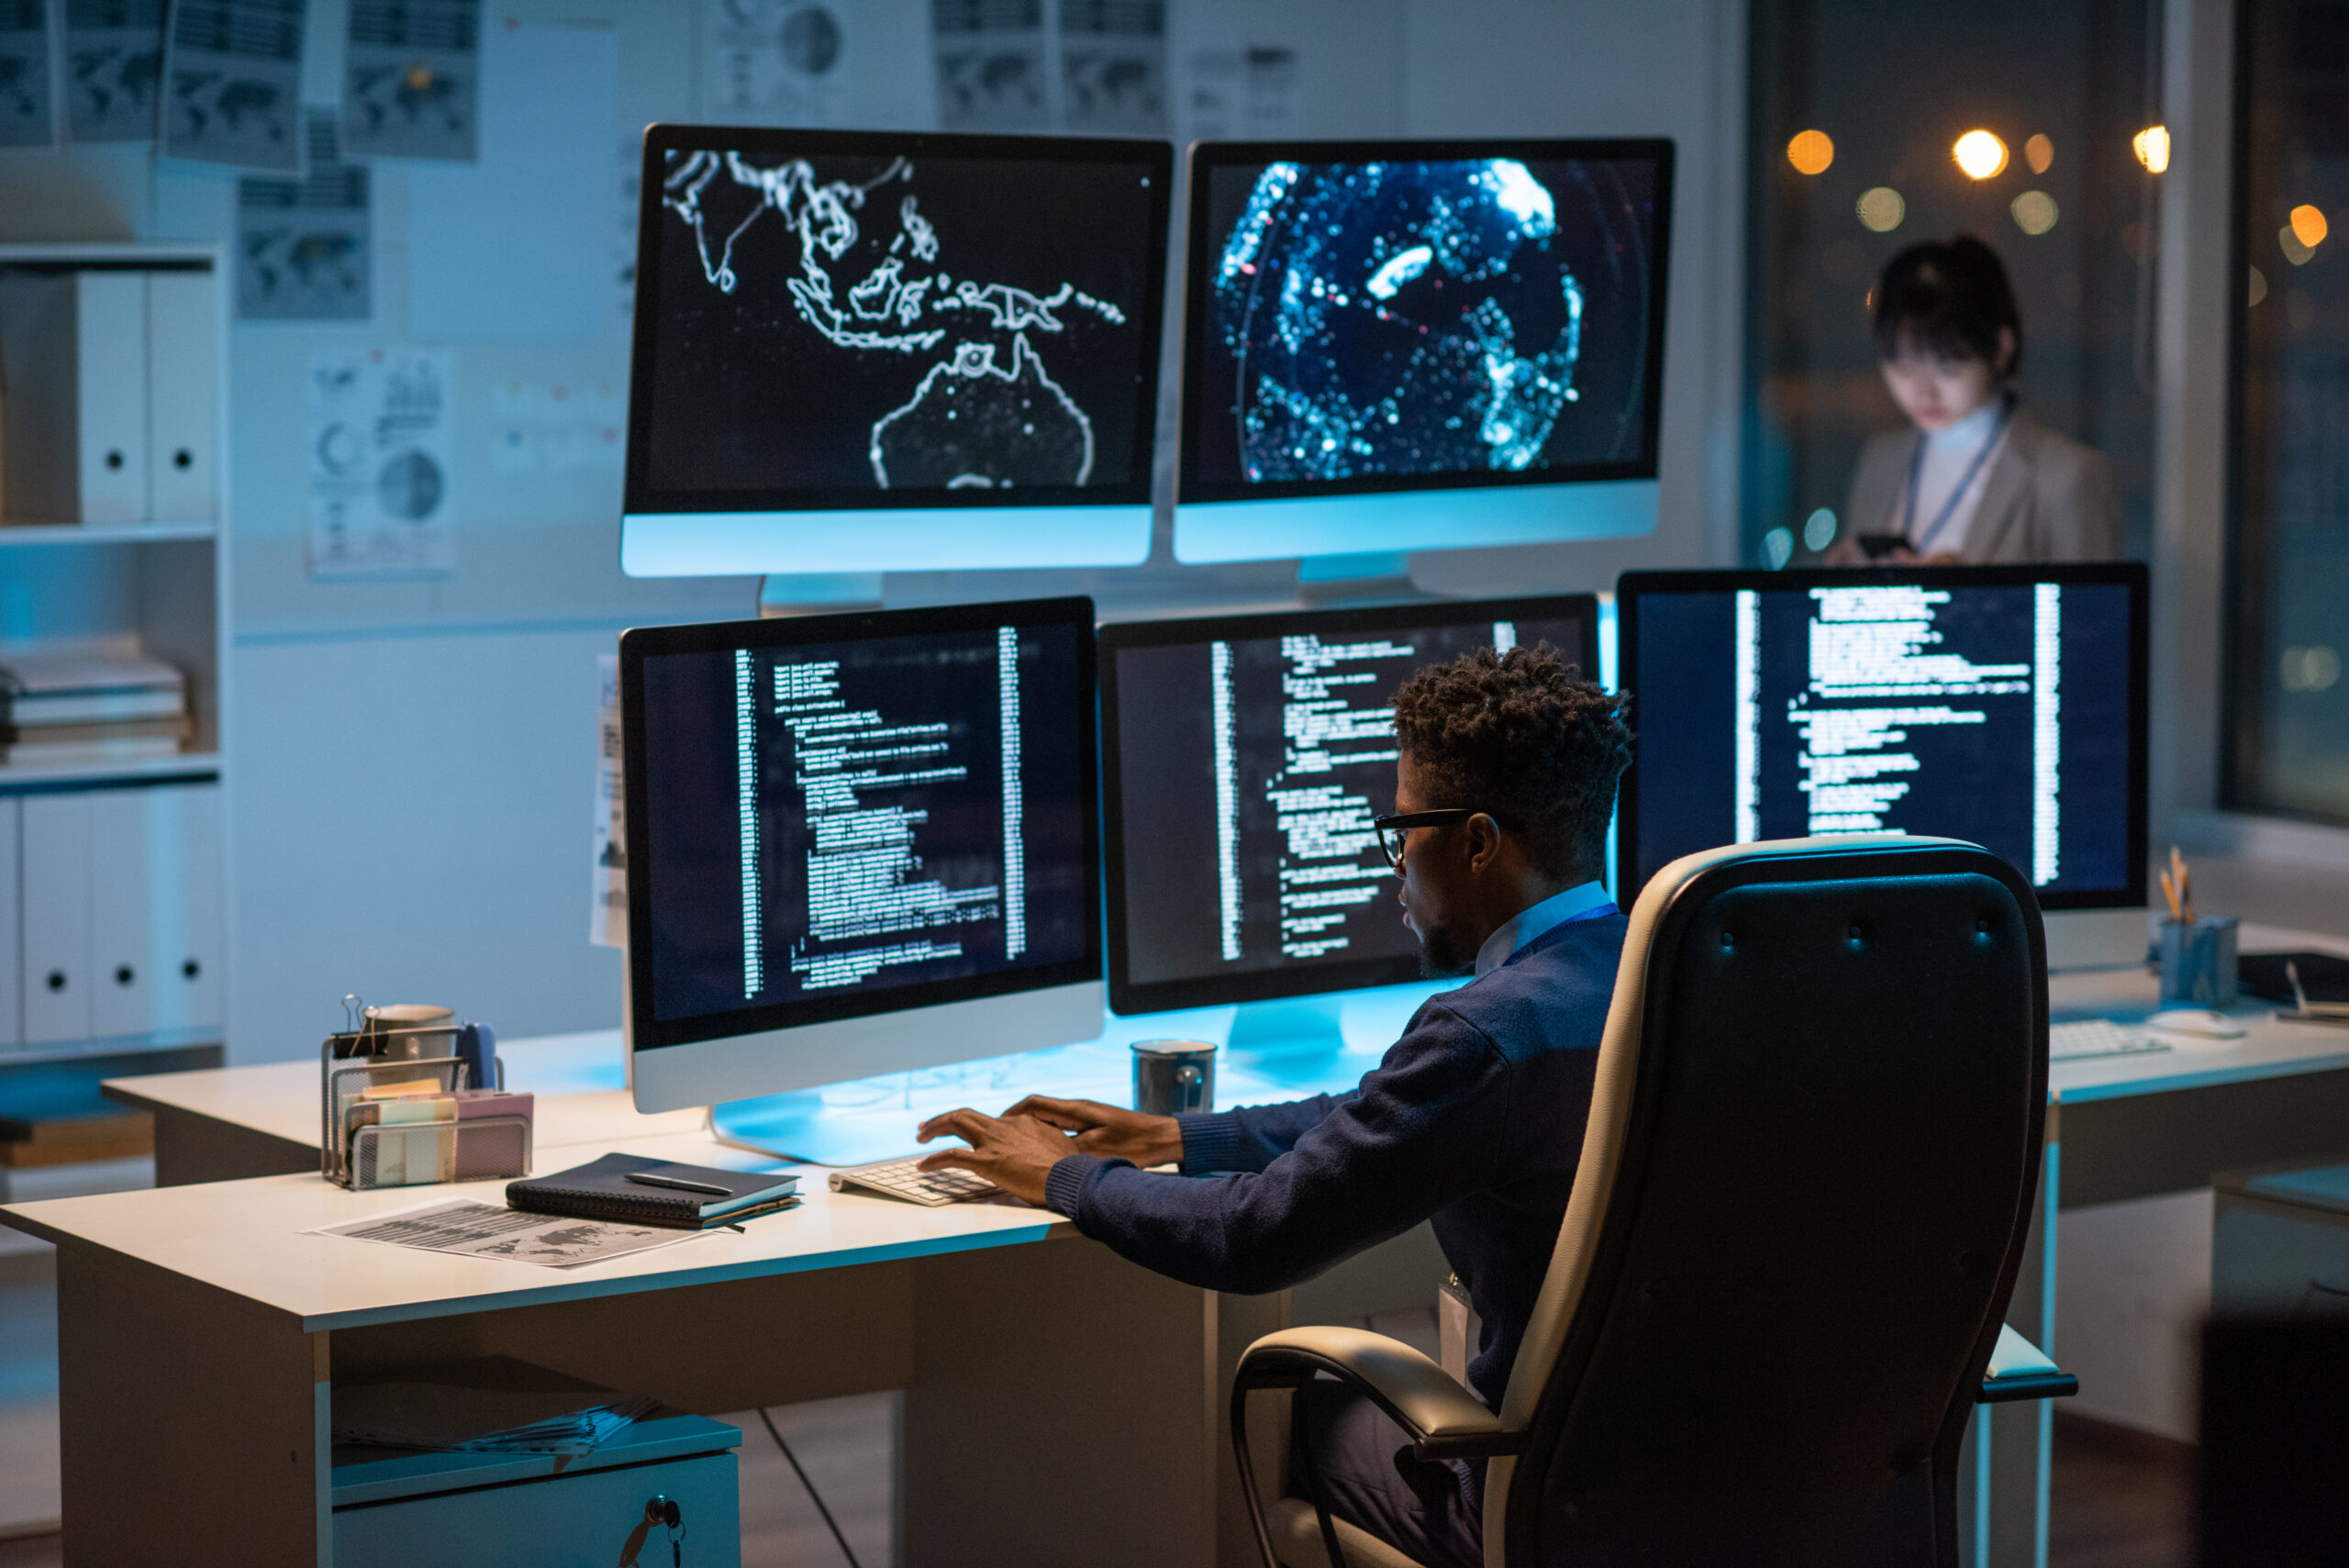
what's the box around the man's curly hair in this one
[1389,643,1631,880]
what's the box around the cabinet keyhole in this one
[104,450,124,470]
[45,971,65,991]
[183,959,201,979]
[115,964,136,987]
[173,449,194,469]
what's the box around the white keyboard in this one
[2049,1019,2171,1062]
[827,1156,997,1207]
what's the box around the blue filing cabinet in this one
[332,1412,741,1567]
[2213,1162,2349,1316]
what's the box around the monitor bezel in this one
[620,595,1103,1056]
[625,124,1174,519]
[1098,594,1603,1016]
[1176,137,1675,507]
[1613,562,2151,912]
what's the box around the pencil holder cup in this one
[2159,916,2239,1007]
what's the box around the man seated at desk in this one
[918,645,1632,1568]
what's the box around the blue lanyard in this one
[1902,396,2013,556]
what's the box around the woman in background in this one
[1829,236,2119,563]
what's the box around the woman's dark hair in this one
[1872,236,2022,375]
[1389,644,1631,881]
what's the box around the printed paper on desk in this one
[310,1197,701,1270]
[307,349,456,581]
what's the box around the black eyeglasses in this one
[1372,809,1482,870]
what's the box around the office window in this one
[2227,1,2349,823]
[1744,0,2160,568]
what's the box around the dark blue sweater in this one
[1043,909,1627,1412]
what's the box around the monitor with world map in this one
[1174,139,1674,564]
[622,127,1172,576]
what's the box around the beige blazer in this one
[1843,406,2121,562]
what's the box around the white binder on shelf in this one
[89,784,223,1038]
[21,792,94,1046]
[144,270,218,522]
[0,270,149,524]
[0,798,19,1050]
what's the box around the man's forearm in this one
[1177,1092,1353,1174]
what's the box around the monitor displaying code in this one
[635,617,1092,1034]
[1180,140,1670,504]
[1621,570,2144,906]
[1104,599,1598,1009]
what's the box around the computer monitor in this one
[621,598,1102,1118]
[1173,139,1673,565]
[1099,595,1602,1016]
[1616,563,2150,962]
[621,128,1172,577]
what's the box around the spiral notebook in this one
[506,1152,800,1229]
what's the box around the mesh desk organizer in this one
[321,1023,530,1191]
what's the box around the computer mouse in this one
[2145,1007,2248,1040]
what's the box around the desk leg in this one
[55,1244,327,1566]
[1970,1127,2057,1568]
[903,1237,1219,1568]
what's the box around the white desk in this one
[20,952,2349,1567]
[1971,923,2349,1568]
[4,1119,1262,1566]
[16,994,1443,1568]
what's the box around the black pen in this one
[626,1171,732,1197]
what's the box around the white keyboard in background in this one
[2049,1019,2172,1062]
[827,1156,997,1207]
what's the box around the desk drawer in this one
[334,1449,740,1568]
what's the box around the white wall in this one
[0,0,1748,1060]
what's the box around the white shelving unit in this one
[0,241,229,1069]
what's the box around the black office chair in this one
[1232,836,2076,1568]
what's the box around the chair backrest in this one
[1485,836,2047,1568]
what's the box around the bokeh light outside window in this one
[1744,0,2159,570]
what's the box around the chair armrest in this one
[1977,1323,2078,1404]
[1234,1325,1524,1459]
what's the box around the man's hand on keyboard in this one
[914,1108,1078,1206]
[996,1096,1184,1167]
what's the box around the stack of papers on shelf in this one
[0,646,188,765]
[332,1357,660,1456]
